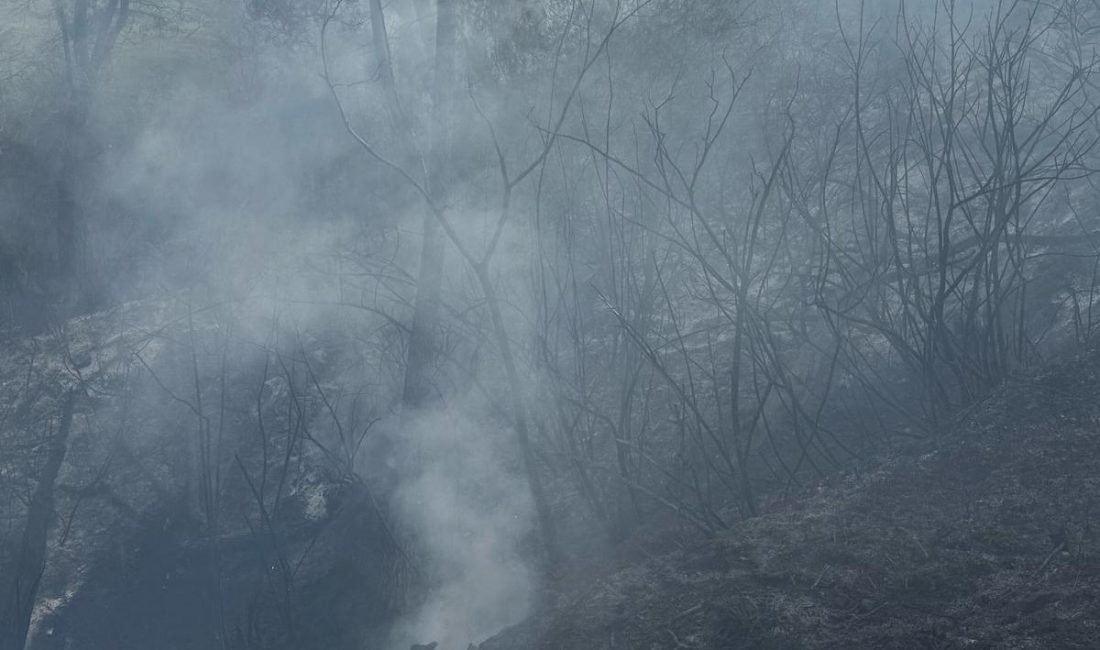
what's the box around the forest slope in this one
[482,345,1100,650]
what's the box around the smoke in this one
[90,17,542,646]
[2,3,547,647]
[386,406,537,650]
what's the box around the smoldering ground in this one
[382,407,536,650]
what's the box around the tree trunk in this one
[368,0,394,88]
[401,0,456,411]
[1,390,77,650]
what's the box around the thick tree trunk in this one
[368,0,394,88]
[50,0,131,318]
[1,390,77,650]
[400,0,456,411]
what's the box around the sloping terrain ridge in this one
[483,346,1100,649]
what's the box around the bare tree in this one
[50,0,132,310]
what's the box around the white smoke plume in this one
[386,406,536,650]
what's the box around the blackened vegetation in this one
[483,343,1100,649]
[0,1,1099,649]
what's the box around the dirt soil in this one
[481,345,1100,649]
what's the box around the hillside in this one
[4,2,1100,648]
[480,345,1100,649]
